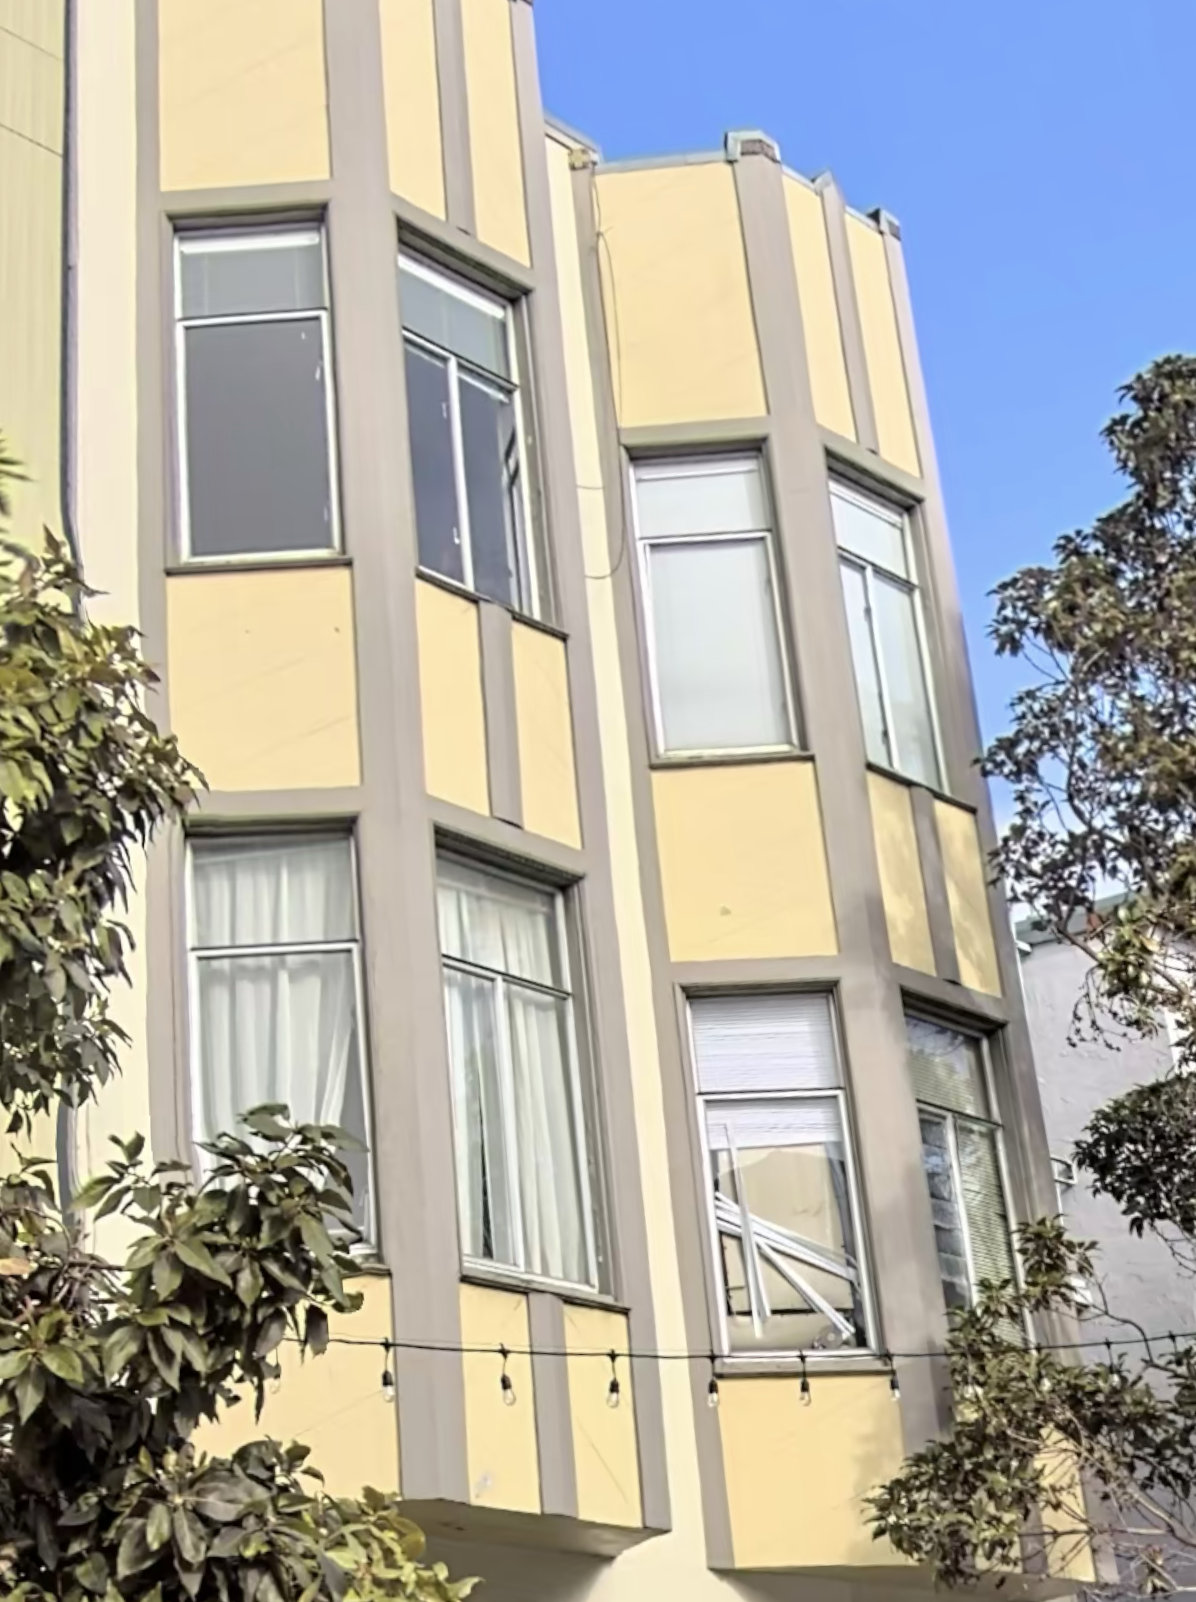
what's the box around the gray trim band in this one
[910,786,962,986]
[821,427,924,501]
[160,179,332,216]
[193,788,364,821]
[893,967,1010,1028]
[816,174,879,456]
[527,1292,579,1520]
[395,195,535,291]
[478,602,523,828]
[673,956,847,990]
[431,0,475,235]
[619,418,771,454]
[430,799,585,881]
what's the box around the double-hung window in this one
[832,481,940,786]
[437,858,602,1290]
[632,456,795,756]
[690,993,870,1355]
[176,230,338,559]
[400,255,542,615]
[187,834,374,1238]
[907,1014,1017,1311]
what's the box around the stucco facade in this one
[1,2,1081,1596]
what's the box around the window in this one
[436,858,602,1289]
[690,993,870,1355]
[176,230,338,559]
[400,255,543,615]
[632,456,795,756]
[906,1014,1016,1311]
[187,834,373,1238]
[832,481,940,786]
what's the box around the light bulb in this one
[606,1379,621,1410]
[381,1370,396,1403]
[501,1374,516,1408]
[707,1378,720,1409]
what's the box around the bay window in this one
[437,857,602,1290]
[187,834,373,1237]
[690,992,870,1355]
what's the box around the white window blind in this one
[691,993,839,1094]
[704,1098,844,1150]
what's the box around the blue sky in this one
[536,0,1196,746]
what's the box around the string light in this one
[380,1338,395,1403]
[884,1351,900,1401]
[499,1343,516,1407]
[706,1354,720,1410]
[606,1349,621,1409]
[798,1353,811,1407]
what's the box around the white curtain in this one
[438,863,590,1286]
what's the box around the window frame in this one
[183,829,377,1249]
[629,453,800,761]
[436,852,603,1295]
[399,253,544,620]
[686,990,877,1363]
[173,226,343,565]
[831,478,944,787]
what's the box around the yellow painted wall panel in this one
[197,1277,400,1496]
[868,772,935,974]
[0,0,63,56]
[845,215,920,476]
[935,799,1002,996]
[167,567,360,791]
[461,0,529,265]
[459,1285,539,1513]
[720,1373,906,1568]
[564,1306,641,1528]
[594,163,766,428]
[783,176,855,440]
[380,0,445,218]
[158,0,329,191]
[652,763,837,962]
[415,579,490,815]
[512,622,581,848]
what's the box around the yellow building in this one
[3,2,1084,1597]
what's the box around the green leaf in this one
[42,1346,85,1386]
[254,1310,287,1358]
[298,1213,334,1265]
[71,1174,115,1210]
[0,1348,31,1380]
[175,1236,232,1287]
[15,1362,44,1421]
[152,1251,183,1299]
[74,1551,108,1594]
[172,1506,207,1569]
[236,1259,263,1308]
[146,1503,171,1553]
[102,1324,142,1380]
[305,1305,329,1357]
[116,1523,154,1581]
[243,1109,291,1141]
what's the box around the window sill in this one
[714,1350,895,1379]
[415,566,566,641]
[166,551,352,577]
[460,1261,624,1313]
[649,746,813,772]
[864,759,969,811]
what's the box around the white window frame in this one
[437,857,600,1294]
[174,228,342,564]
[832,479,944,786]
[183,831,377,1249]
[687,994,876,1362]
[400,254,542,619]
[630,455,799,760]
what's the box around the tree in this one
[869,356,1196,1595]
[0,517,473,1600]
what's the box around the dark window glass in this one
[405,344,463,585]
[459,374,520,605]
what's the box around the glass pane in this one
[830,484,907,576]
[648,537,789,752]
[443,968,517,1268]
[839,558,890,766]
[405,343,464,584]
[459,373,522,608]
[399,261,510,378]
[872,574,940,785]
[195,950,370,1231]
[706,1099,865,1353]
[918,1112,971,1312]
[437,860,560,988]
[690,993,839,1095]
[635,458,768,540]
[180,235,325,319]
[958,1121,1016,1292]
[183,319,333,557]
[506,985,593,1285]
[192,837,356,949]
[906,1016,990,1117]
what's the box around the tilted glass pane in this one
[634,458,768,540]
[918,1111,971,1312]
[839,557,890,766]
[180,235,325,319]
[648,537,789,752]
[957,1121,1017,1292]
[906,1015,990,1118]
[405,342,464,585]
[871,573,940,786]
[459,373,522,608]
[705,1098,865,1353]
[192,836,356,949]
[506,985,593,1286]
[691,993,839,1094]
[443,968,517,1268]
[183,319,333,557]
[399,261,510,379]
[436,860,560,988]
[195,950,371,1232]
[830,483,907,576]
